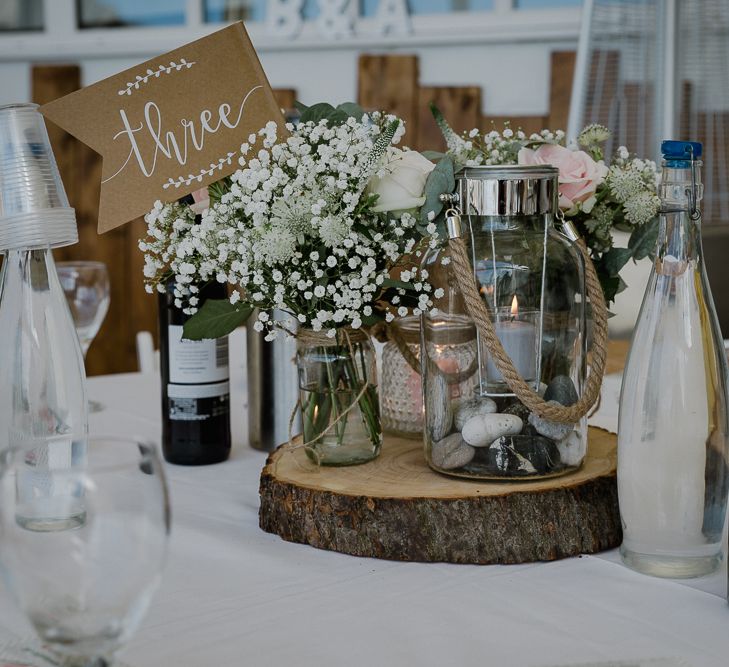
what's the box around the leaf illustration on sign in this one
[41,23,286,233]
[117,59,196,97]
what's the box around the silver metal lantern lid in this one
[456,165,559,217]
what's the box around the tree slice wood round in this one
[259,427,621,564]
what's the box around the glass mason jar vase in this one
[296,329,382,466]
[422,165,591,480]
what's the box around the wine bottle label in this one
[167,380,230,399]
[167,383,230,422]
[168,325,229,384]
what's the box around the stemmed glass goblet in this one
[56,261,111,412]
[0,436,170,667]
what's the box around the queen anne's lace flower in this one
[607,165,643,203]
[623,192,661,227]
[578,124,611,147]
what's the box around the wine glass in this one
[0,436,170,667]
[56,261,111,412]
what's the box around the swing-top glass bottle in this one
[618,141,729,578]
[0,103,88,530]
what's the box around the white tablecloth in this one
[1,368,728,667]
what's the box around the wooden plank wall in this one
[358,55,420,140]
[548,51,576,131]
[357,51,576,151]
[273,88,298,121]
[32,65,156,377]
[417,86,481,152]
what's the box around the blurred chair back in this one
[703,223,729,339]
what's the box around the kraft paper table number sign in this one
[41,22,286,233]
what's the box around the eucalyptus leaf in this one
[603,247,633,275]
[381,277,415,292]
[294,101,309,114]
[336,102,365,120]
[299,102,337,124]
[182,299,253,341]
[599,275,622,305]
[419,156,455,226]
[421,150,446,161]
[628,217,660,260]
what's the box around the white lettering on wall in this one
[316,0,356,39]
[265,0,412,39]
[266,0,305,38]
[374,0,412,35]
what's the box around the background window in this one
[0,0,43,31]
[516,0,582,8]
[205,0,496,23]
[77,0,187,28]
[205,0,264,23]
[361,0,494,16]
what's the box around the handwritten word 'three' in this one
[102,85,263,184]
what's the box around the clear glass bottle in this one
[0,103,87,530]
[618,141,729,578]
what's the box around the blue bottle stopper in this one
[661,140,703,167]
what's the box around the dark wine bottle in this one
[158,280,231,465]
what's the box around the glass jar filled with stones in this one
[421,165,607,480]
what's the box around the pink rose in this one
[518,144,608,212]
[190,187,210,216]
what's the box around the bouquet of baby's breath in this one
[141,102,444,340]
[140,102,447,462]
[430,106,661,303]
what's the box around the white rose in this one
[366,148,436,213]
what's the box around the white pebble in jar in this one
[454,396,497,431]
[461,413,522,447]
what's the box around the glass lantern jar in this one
[381,316,479,438]
[381,317,423,438]
[422,165,590,480]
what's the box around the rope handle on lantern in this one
[446,218,609,425]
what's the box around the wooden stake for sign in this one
[417,86,481,152]
[358,54,420,141]
[259,428,621,564]
[32,64,157,376]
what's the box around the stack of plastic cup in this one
[0,102,77,251]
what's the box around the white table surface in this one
[2,367,729,667]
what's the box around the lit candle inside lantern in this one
[485,295,538,384]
